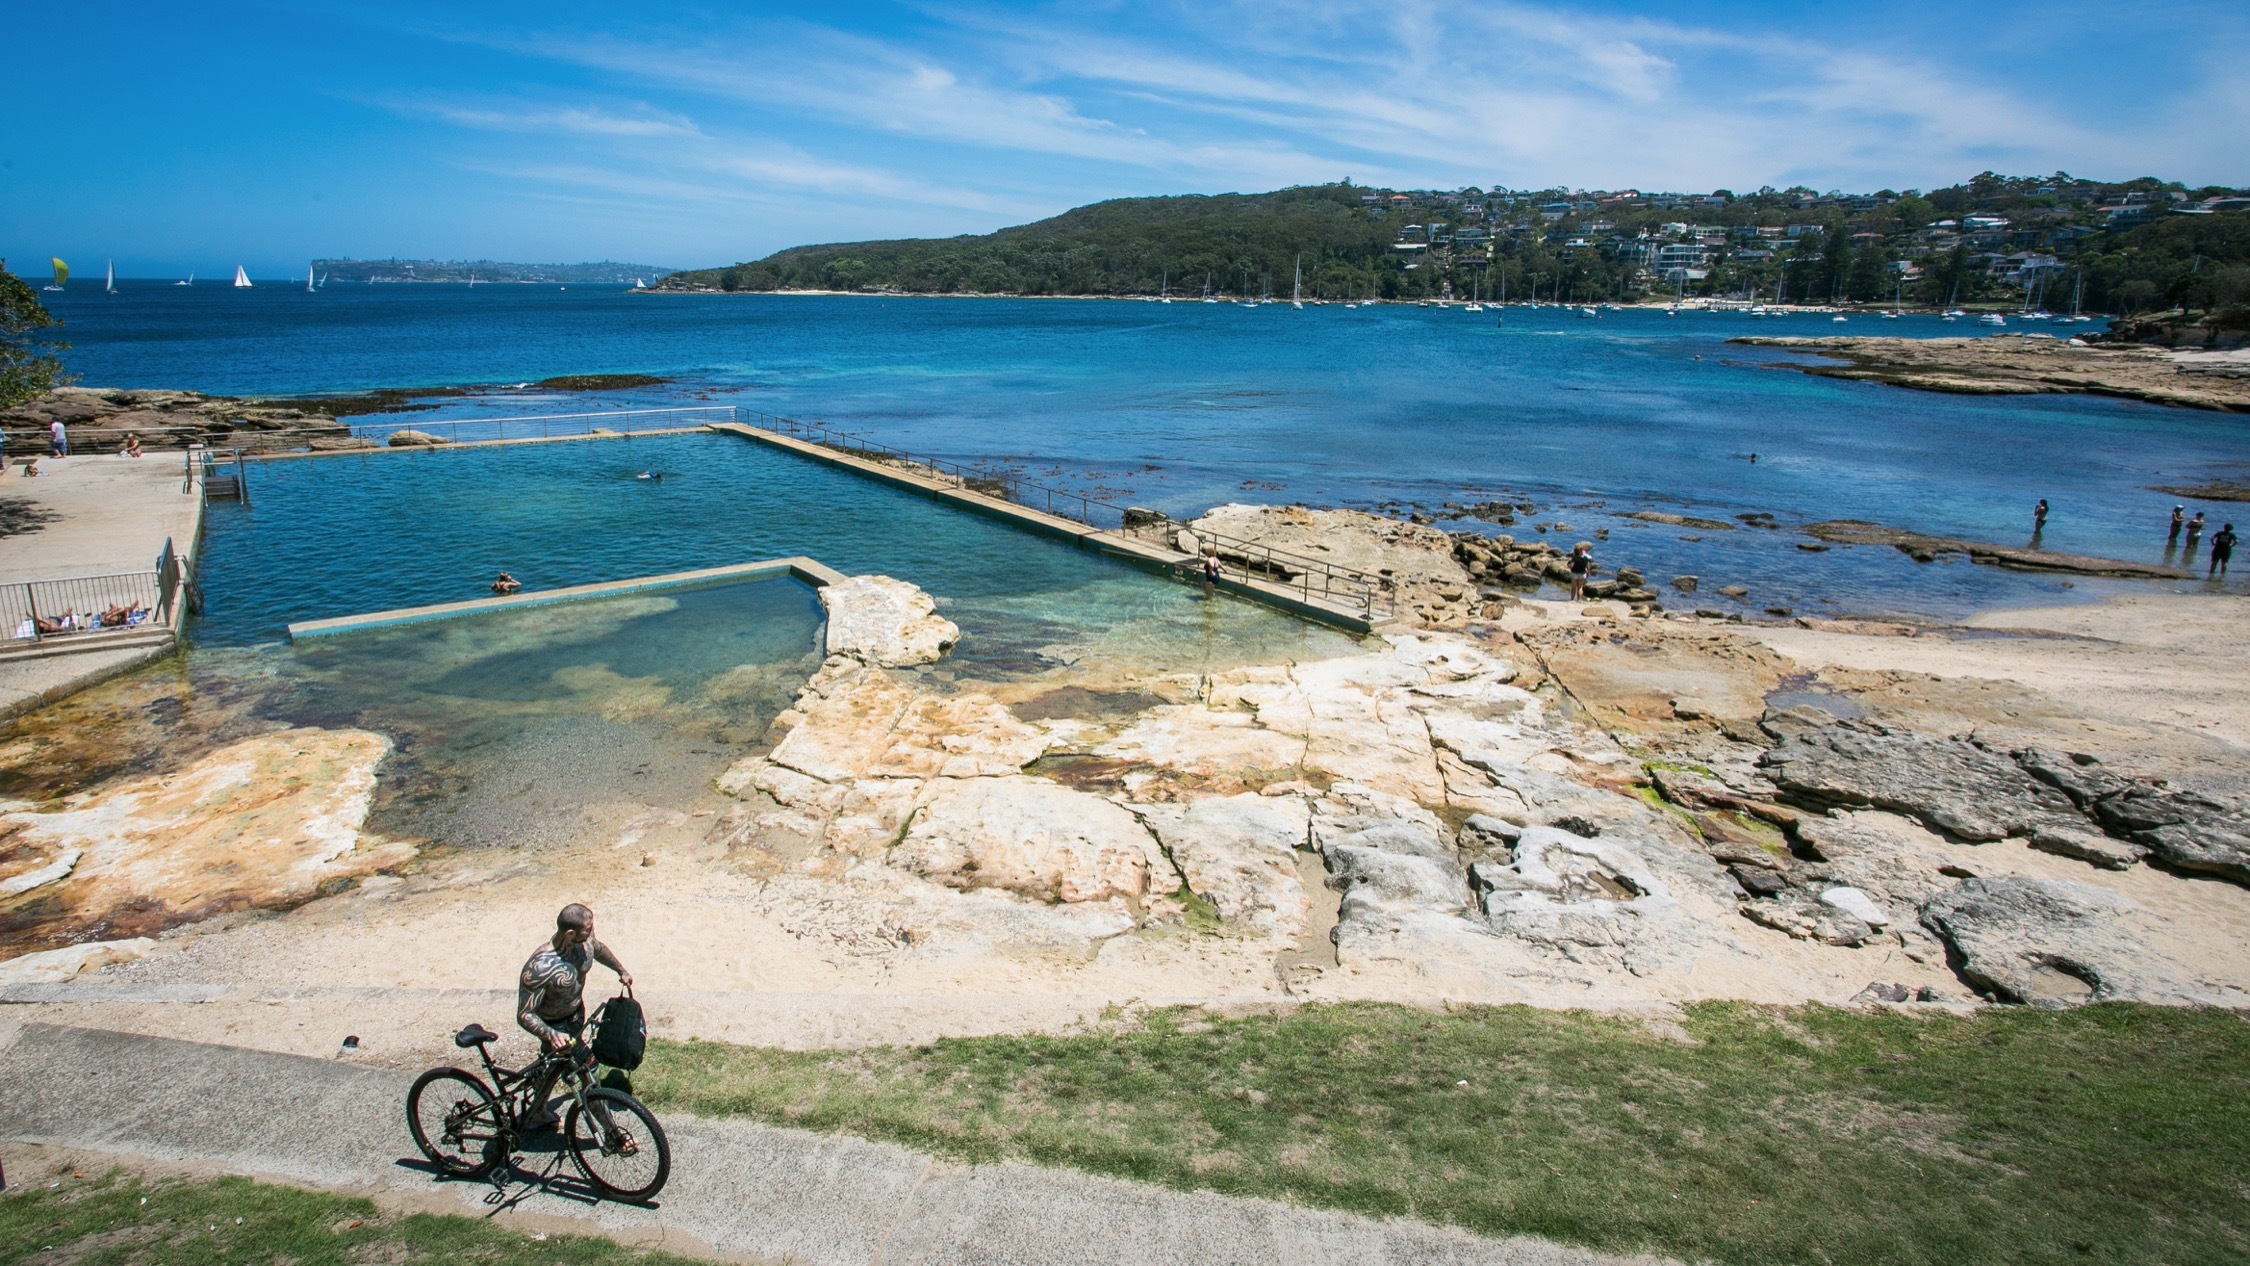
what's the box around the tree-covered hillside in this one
[660,185,1396,300]
[657,175,2250,317]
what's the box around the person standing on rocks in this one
[1568,541,1594,601]
[2210,523,2237,579]
[2168,506,2186,544]
[517,903,632,1129]
[47,418,66,458]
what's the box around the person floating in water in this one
[2211,523,2237,579]
[491,572,522,595]
[2168,505,2186,544]
[1748,453,1758,464]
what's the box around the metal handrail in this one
[348,406,735,445]
[738,409,1397,620]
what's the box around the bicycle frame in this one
[480,1042,595,1122]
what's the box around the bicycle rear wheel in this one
[407,1067,506,1178]
[564,1088,670,1200]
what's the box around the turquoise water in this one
[199,430,1353,675]
[46,284,2250,618]
[250,578,827,847]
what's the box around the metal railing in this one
[1,538,187,647]
[346,406,737,446]
[738,409,1398,621]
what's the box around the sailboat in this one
[1201,273,1217,303]
[1159,268,1170,303]
[106,260,117,294]
[176,272,193,286]
[1464,271,1483,313]
[306,264,317,293]
[233,266,253,288]
[44,258,67,292]
[1882,274,1901,318]
[318,272,328,289]
[1291,257,1303,310]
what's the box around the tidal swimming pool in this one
[197,430,1351,673]
[56,430,1358,847]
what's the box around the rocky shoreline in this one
[1735,333,2250,412]
[7,521,2247,1027]
[0,376,679,456]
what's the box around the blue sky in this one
[4,0,2246,276]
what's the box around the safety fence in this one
[738,409,1398,622]
[1,538,187,646]
[347,406,737,446]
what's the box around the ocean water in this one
[40,282,2250,619]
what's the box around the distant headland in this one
[314,258,673,285]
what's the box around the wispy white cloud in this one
[363,0,2250,259]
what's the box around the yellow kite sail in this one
[50,258,68,288]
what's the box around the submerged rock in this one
[820,575,960,667]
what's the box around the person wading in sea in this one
[517,903,633,1129]
[2033,499,2049,536]
[2186,513,2207,553]
[1568,541,1594,601]
[2169,506,2187,544]
[2211,524,2238,579]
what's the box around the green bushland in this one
[0,1170,712,1265]
[638,1001,2250,1266]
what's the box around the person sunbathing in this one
[32,613,75,635]
[99,603,150,628]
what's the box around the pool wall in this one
[712,423,1381,634]
[286,556,846,639]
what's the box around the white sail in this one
[307,264,316,292]
[233,266,253,288]
[106,260,116,294]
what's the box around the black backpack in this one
[590,993,646,1070]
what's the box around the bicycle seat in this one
[454,1023,498,1049]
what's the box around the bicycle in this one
[405,1004,671,1202]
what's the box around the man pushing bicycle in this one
[517,903,632,1129]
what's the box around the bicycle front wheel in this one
[407,1067,505,1178]
[564,1088,670,1200]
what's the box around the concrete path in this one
[0,450,200,718]
[0,449,199,584]
[0,1020,1670,1266]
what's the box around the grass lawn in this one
[0,1170,711,1266]
[638,1001,2250,1266]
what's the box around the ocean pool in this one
[0,431,1359,847]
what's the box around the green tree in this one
[0,270,71,408]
